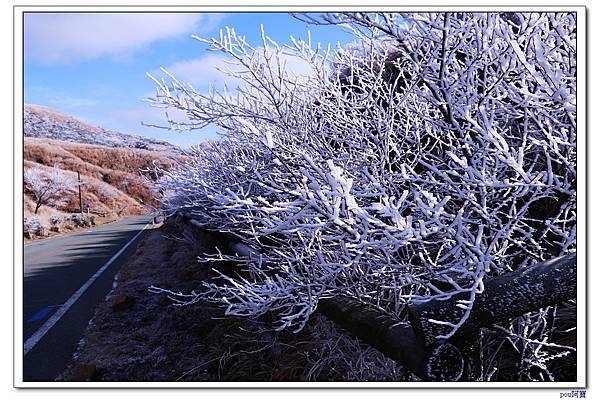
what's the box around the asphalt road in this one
[23,215,153,382]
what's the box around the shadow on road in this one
[23,220,153,381]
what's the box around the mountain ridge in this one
[24,104,183,155]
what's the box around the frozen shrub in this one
[24,218,40,237]
[63,218,75,230]
[24,217,45,237]
[49,215,62,227]
[71,213,93,227]
[49,215,62,232]
[149,12,577,380]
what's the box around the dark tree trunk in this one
[409,253,577,347]
[317,297,464,381]
[318,253,576,381]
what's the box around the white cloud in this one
[276,51,317,79]
[25,13,224,64]
[163,54,241,87]
[160,47,316,89]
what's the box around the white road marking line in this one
[23,222,150,356]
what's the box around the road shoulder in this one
[57,219,405,382]
[57,221,222,381]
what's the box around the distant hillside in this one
[23,137,180,236]
[24,104,183,155]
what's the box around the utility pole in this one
[77,170,83,214]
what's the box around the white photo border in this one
[13,3,587,390]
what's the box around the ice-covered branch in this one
[149,12,576,380]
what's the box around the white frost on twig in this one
[148,12,576,375]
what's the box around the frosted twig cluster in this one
[149,12,576,379]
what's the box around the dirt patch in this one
[58,218,405,382]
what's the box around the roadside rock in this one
[74,364,97,382]
[111,295,134,312]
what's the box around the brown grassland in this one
[24,137,180,235]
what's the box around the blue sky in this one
[24,13,355,148]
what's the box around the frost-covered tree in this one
[24,165,75,214]
[149,12,576,381]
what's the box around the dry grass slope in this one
[24,137,180,229]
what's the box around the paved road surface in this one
[23,215,153,381]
